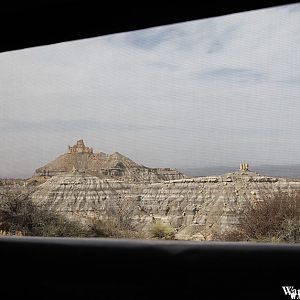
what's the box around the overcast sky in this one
[1,3,300,178]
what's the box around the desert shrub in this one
[104,197,137,231]
[88,217,145,239]
[149,222,175,240]
[94,196,146,239]
[215,190,300,243]
[32,211,89,237]
[88,218,118,238]
[0,190,145,239]
[213,229,245,242]
[0,191,89,237]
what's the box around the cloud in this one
[0,3,300,177]
[287,3,300,12]
[125,27,178,49]
[195,67,266,83]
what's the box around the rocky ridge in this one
[30,169,300,240]
[34,139,185,183]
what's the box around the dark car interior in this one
[0,1,299,299]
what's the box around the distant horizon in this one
[4,162,300,179]
[3,140,300,180]
[1,3,300,178]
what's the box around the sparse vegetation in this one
[104,196,138,231]
[88,217,145,239]
[149,222,175,240]
[89,195,145,238]
[0,190,144,238]
[0,230,23,236]
[0,191,89,237]
[214,190,300,243]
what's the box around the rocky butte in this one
[30,142,300,240]
[34,139,186,183]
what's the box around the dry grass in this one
[87,217,145,239]
[148,222,175,240]
[0,230,23,236]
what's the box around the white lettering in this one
[283,287,294,296]
[282,287,300,299]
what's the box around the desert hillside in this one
[34,139,186,183]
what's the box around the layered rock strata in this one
[30,170,300,240]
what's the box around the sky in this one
[1,3,300,178]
